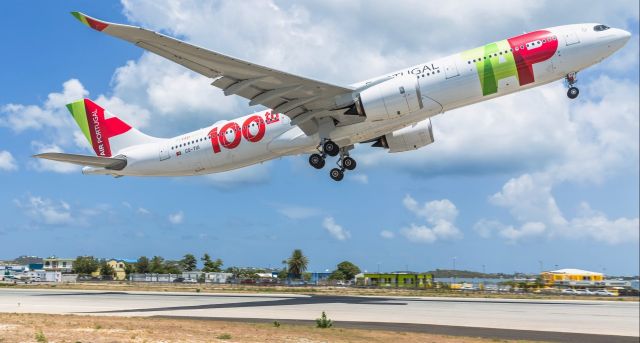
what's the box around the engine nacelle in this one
[372,118,435,153]
[357,74,424,121]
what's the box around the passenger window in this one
[399,86,405,94]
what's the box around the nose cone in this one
[605,28,632,52]
[616,29,632,44]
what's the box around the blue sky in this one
[1,1,638,275]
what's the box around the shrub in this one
[216,333,232,339]
[35,330,47,343]
[316,311,333,328]
[273,320,281,327]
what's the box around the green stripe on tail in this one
[70,11,90,27]
[66,100,92,146]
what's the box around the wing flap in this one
[33,153,127,170]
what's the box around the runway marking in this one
[84,295,409,314]
[154,316,640,343]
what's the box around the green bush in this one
[273,320,281,327]
[35,330,47,343]
[316,311,333,328]
[216,333,232,339]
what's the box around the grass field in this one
[0,281,635,302]
[0,313,543,343]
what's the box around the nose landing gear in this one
[565,72,579,99]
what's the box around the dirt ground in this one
[0,313,538,343]
[1,282,634,302]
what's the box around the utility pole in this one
[538,260,543,273]
[452,256,457,284]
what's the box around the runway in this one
[1,289,638,342]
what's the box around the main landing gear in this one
[565,72,579,99]
[308,139,356,182]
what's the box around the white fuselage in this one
[91,23,630,177]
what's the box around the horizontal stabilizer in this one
[33,153,127,170]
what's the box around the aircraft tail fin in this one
[66,99,158,157]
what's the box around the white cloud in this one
[403,195,458,223]
[570,203,639,245]
[380,230,395,239]
[474,220,547,244]
[0,79,87,133]
[13,195,104,227]
[489,174,567,228]
[17,196,73,225]
[400,195,463,243]
[277,205,322,220]
[168,211,184,224]
[322,217,351,241]
[350,174,369,184]
[0,150,18,171]
[478,173,639,244]
[107,54,241,135]
[401,224,438,243]
[137,207,151,215]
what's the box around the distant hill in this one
[13,256,43,265]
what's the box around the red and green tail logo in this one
[67,99,131,157]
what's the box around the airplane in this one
[35,12,631,181]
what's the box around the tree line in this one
[72,249,361,281]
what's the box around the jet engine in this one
[351,74,424,122]
[371,118,435,153]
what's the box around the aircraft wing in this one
[71,12,360,134]
[33,153,127,170]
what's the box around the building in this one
[91,259,134,280]
[130,272,232,283]
[356,272,433,288]
[43,257,74,273]
[107,259,129,280]
[540,269,604,287]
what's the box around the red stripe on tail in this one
[84,99,132,157]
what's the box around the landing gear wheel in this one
[309,153,325,169]
[329,168,344,181]
[323,140,339,157]
[567,87,579,99]
[342,157,356,171]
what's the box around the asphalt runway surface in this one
[1,289,638,342]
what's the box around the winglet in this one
[70,12,109,31]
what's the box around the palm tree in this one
[287,249,309,279]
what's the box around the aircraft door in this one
[159,145,170,161]
[564,31,580,46]
[443,58,460,79]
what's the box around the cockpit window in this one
[593,25,610,32]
